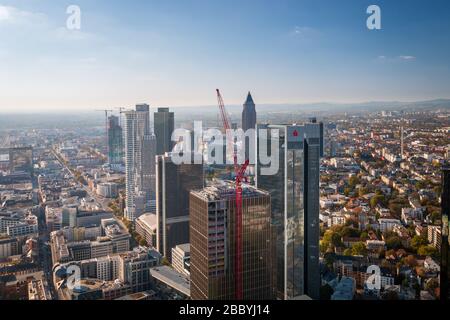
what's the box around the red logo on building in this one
[293,130,299,137]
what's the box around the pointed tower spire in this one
[245,92,254,105]
[242,91,256,132]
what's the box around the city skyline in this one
[0,0,449,308]
[1,0,450,112]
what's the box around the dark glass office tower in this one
[241,92,257,163]
[441,163,450,301]
[154,107,175,155]
[256,122,321,300]
[107,115,124,168]
[155,153,203,260]
[190,183,275,300]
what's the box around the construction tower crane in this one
[216,89,249,300]
[115,107,127,127]
[95,109,114,158]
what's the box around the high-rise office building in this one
[107,115,124,169]
[154,107,175,155]
[138,134,156,211]
[256,121,321,300]
[190,183,275,300]
[123,104,155,221]
[156,152,203,259]
[241,92,257,163]
[309,117,324,158]
[441,163,450,301]
[242,92,257,132]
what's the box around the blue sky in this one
[0,0,449,112]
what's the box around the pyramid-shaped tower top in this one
[245,92,255,105]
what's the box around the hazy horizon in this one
[2,97,450,115]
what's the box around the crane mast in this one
[216,89,249,300]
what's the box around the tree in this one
[360,231,369,241]
[418,245,438,258]
[352,242,367,256]
[385,249,396,259]
[415,180,427,190]
[324,253,335,268]
[370,195,385,208]
[349,176,360,188]
[404,255,418,268]
[343,248,353,256]
[388,203,402,218]
[341,227,360,238]
[323,230,343,248]
[320,241,329,254]
[411,235,428,252]
[385,236,403,250]
[416,266,426,278]
[345,218,359,228]
[430,209,441,224]
[425,278,439,292]
[358,187,369,197]
[161,257,171,266]
[344,188,352,197]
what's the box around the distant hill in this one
[170,98,450,115]
[1,99,448,130]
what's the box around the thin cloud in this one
[376,55,417,62]
[0,5,97,43]
[399,55,416,61]
[53,27,98,42]
[0,5,47,25]
[290,26,320,38]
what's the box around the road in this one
[51,147,129,232]
[37,201,57,299]
[51,148,109,210]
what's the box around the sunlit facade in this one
[256,122,321,300]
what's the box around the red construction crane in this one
[216,89,249,300]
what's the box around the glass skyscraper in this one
[441,163,450,301]
[256,121,322,300]
[107,115,124,169]
[154,107,175,156]
[156,152,204,260]
[123,104,154,221]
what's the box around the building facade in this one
[135,213,157,247]
[256,121,322,300]
[154,107,175,156]
[123,104,155,221]
[156,153,203,259]
[171,243,190,276]
[107,115,124,169]
[242,92,256,132]
[441,164,450,301]
[190,183,275,300]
